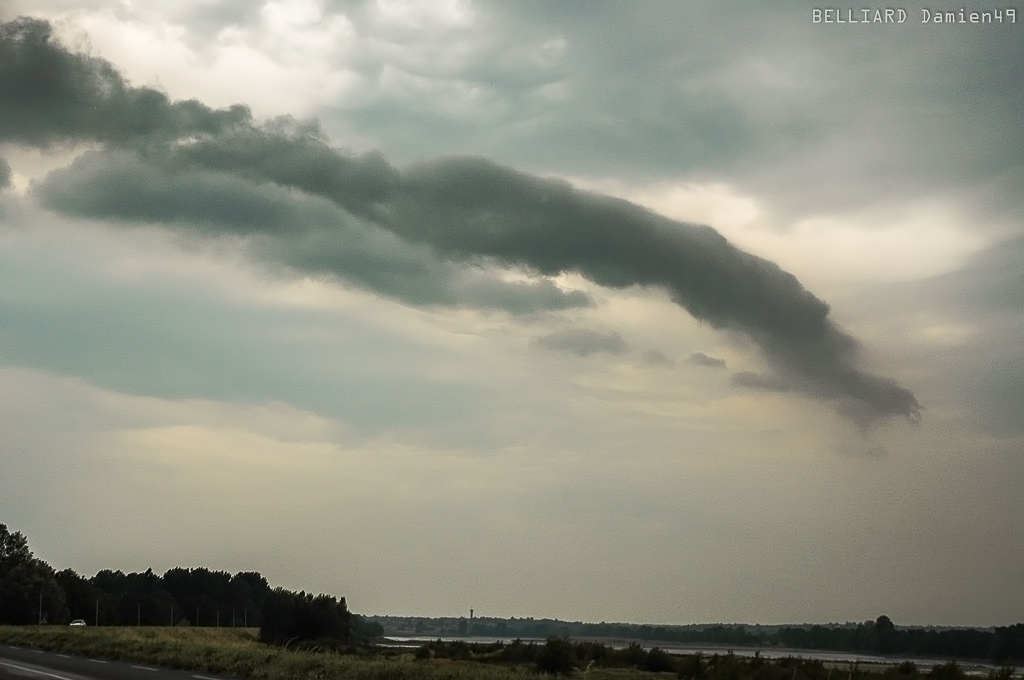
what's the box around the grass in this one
[0,626,534,680]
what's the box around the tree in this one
[992,624,1024,663]
[259,588,353,647]
[535,637,576,675]
[55,569,101,624]
[352,615,384,642]
[0,523,68,624]
[0,524,31,571]
[876,615,897,654]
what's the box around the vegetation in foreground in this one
[0,627,1017,680]
[0,625,528,680]
[416,638,1018,680]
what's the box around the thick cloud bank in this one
[0,17,921,424]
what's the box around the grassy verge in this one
[0,626,534,680]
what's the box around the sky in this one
[0,0,1021,628]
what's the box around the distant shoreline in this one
[379,635,1022,673]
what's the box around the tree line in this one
[0,522,380,646]
[379,615,1024,663]
[774,616,1024,664]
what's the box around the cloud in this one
[35,146,589,314]
[0,155,10,189]
[478,4,1024,218]
[731,371,791,393]
[0,225,504,444]
[925,235,1024,314]
[6,16,921,424]
[642,349,673,368]
[534,328,628,357]
[686,352,726,369]
[383,157,920,423]
[0,17,251,147]
[891,235,1024,437]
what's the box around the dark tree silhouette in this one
[258,588,353,647]
[535,637,576,675]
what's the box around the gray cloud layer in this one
[350,1,1024,219]
[1,17,921,424]
[535,328,628,357]
[686,352,726,369]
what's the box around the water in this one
[382,636,1020,674]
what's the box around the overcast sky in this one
[1,0,1021,628]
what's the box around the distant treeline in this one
[774,617,1024,665]
[0,522,380,645]
[376,615,1024,663]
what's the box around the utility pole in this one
[38,591,42,625]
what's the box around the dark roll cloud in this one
[0,17,250,147]
[385,157,920,423]
[5,16,921,424]
[38,148,591,314]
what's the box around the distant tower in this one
[470,609,474,634]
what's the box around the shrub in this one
[535,637,576,675]
[677,652,705,680]
[642,647,677,673]
[929,662,966,680]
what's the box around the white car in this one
[69,619,87,626]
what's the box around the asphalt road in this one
[0,645,235,680]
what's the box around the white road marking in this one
[89,659,107,664]
[54,656,70,659]
[0,660,78,680]
[31,651,43,654]
[131,666,157,672]
[192,675,221,680]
